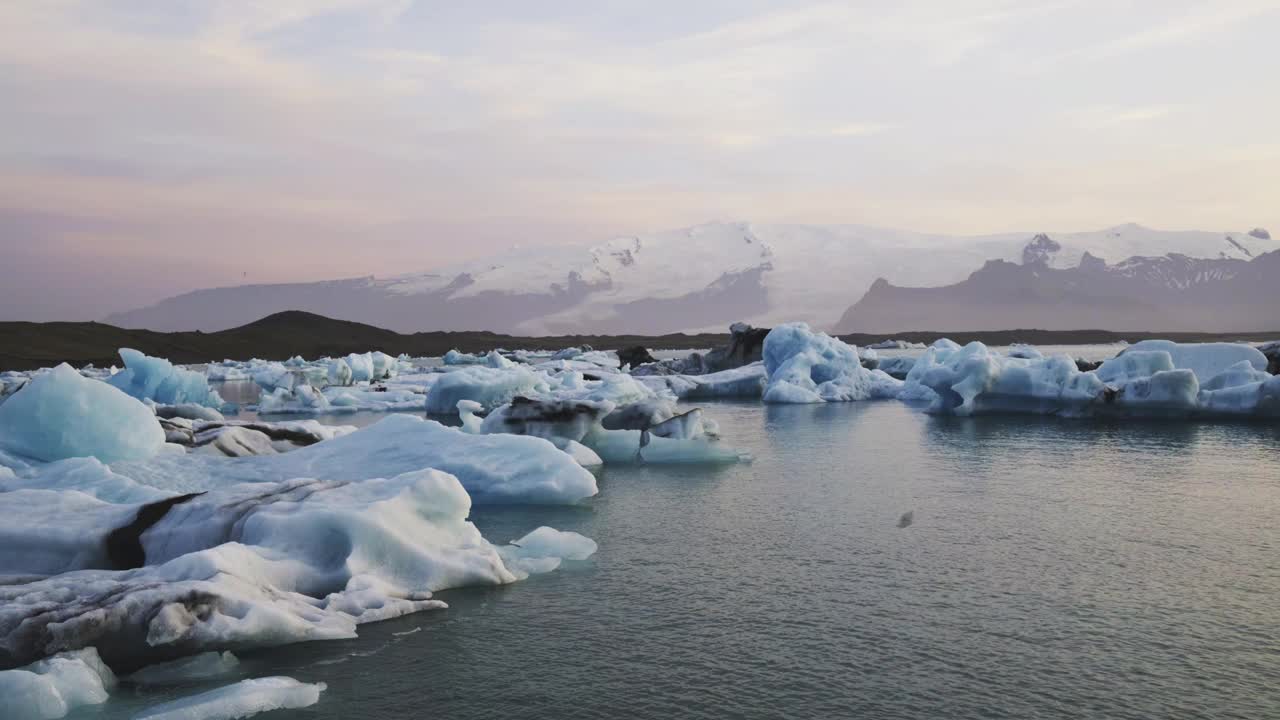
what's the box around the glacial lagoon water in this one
[85,393,1279,719]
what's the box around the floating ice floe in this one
[634,363,767,400]
[258,384,427,415]
[0,364,165,463]
[113,413,599,503]
[761,323,903,403]
[908,340,1279,418]
[499,527,599,575]
[0,466,595,670]
[0,647,116,720]
[455,366,748,464]
[132,676,325,720]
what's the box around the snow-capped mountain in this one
[106,222,1273,333]
[835,245,1280,334]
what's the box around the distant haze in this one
[2,1,1278,321]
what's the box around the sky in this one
[2,0,1278,321]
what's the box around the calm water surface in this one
[91,399,1279,719]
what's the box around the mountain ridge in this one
[835,247,1280,334]
[105,221,1272,334]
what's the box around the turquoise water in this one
[95,399,1280,719]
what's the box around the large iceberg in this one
[0,466,596,670]
[761,323,902,403]
[107,349,224,409]
[1118,340,1268,382]
[112,414,599,504]
[0,364,165,463]
[910,340,1280,418]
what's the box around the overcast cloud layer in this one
[2,0,1278,320]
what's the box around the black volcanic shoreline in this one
[2,311,1278,372]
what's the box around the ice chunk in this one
[112,414,598,504]
[443,349,486,365]
[909,340,1278,418]
[1121,340,1268,382]
[370,351,398,379]
[132,676,325,720]
[344,353,376,382]
[1096,350,1175,384]
[327,358,353,386]
[1200,360,1272,391]
[108,349,224,408]
[424,366,548,414]
[1112,369,1199,415]
[1198,374,1280,417]
[0,470,517,667]
[0,648,116,720]
[916,343,1105,416]
[498,527,598,576]
[128,651,240,686]
[0,364,165,463]
[762,323,902,403]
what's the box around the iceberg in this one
[112,414,599,504]
[498,527,599,576]
[258,385,426,415]
[0,464,595,668]
[0,648,115,720]
[424,366,549,414]
[762,323,903,403]
[465,396,745,465]
[635,363,767,399]
[911,340,1280,418]
[0,364,165,463]
[1121,340,1268,382]
[107,349,224,409]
